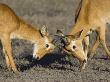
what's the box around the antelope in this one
[0,3,55,72]
[57,0,110,69]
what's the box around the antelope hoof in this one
[12,68,19,74]
[88,51,96,59]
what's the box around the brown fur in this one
[0,4,55,72]
[63,0,110,69]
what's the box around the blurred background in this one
[0,0,80,35]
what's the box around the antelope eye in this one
[73,45,76,49]
[46,44,49,48]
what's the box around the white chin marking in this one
[33,43,38,58]
[33,54,37,59]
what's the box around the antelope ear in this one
[40,25,49,37]
[56,30,65,36]
[73,29,83,39]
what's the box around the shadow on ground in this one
[18,51,74,72]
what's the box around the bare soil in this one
[0,0,110,82]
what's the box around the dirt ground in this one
[0,0,110,82]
